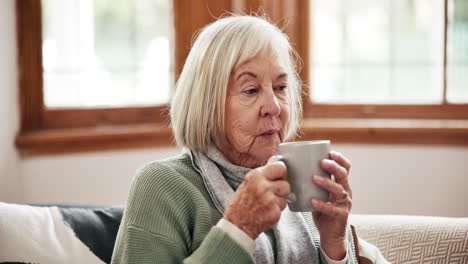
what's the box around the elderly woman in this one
[112,16,387,264]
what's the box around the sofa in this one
[0,202,467,264]
[350,214,468,263]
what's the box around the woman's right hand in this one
[223,161,290,239]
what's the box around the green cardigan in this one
[111,153,358,263]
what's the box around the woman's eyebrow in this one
[276,73,287,81]
[237,71,257,81]
[236,71,287,81]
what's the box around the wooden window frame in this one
[15,0,468,156]
[297,0,468,145]
[15,0,177,156]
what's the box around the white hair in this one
[170,15,303,151]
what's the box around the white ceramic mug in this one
[270,140,331,212]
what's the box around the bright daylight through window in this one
[41,0,172,108]
[310,0,468,104]
[447,0,468,102]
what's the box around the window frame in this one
[16,0,174,155]
[299,0,468,145]
[15,0,468,156]
[303,0,468,119]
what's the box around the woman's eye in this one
[244,88,258,95]
[275,85,287,92]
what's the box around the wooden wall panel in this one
[173,0,306,79]
[173,0,233,77]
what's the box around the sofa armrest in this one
[350,214,468,264]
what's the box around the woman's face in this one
[219,49,290,168]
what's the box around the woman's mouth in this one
[260,129,278,138]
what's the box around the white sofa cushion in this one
[0,202,105,264]
[350,214,468,264]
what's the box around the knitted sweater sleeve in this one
[111,162,254,264]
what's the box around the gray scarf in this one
[189,147,320,264]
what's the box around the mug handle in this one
[267,155,297,203]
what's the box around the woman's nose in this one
[260,88,281,117]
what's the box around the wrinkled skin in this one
[311,151,353,260]
[218,48,289,169]
[224,161,289,239]
[220,49,353,260]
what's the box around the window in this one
[308,0,468,110]
[16,0,468,155]
[303,0,468,145]
[447,0,468,102]
[42,0,172,108]
[310,0,445,104]
[310,0,468,105]
[16,0,180,155]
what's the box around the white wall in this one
[339,144,468,217]
[19,145,468,217]
[0,0,21,203]
[2,0,467,217]
[20,148,181,205]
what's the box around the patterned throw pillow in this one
[0,203,123,264]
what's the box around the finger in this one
[267,155,283,165]
[271,180,291,198]
[262,161,287,181]
[312,175,345,198]
[330,151,351,173]
[277,196,287,211]
[251,176,270,197]
[310,199,348,218]
[264,204,282,226]
[321,159,348,184]
[329,174,353,199]
[261,192,278,207]
[321,160,353,198]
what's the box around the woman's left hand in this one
[310,151,353,261]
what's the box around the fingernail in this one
[313,175,322,182]
[311,199,319,207]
